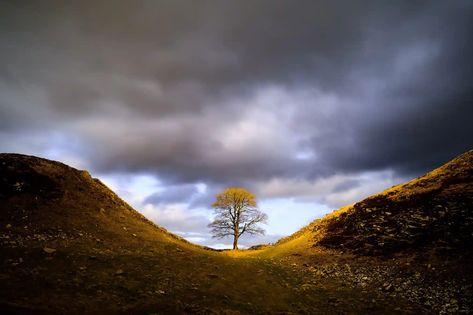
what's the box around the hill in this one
[1,153,425,314]
[1,152,472,314]
[0,153,215,313]
[0,153,198,250]
[252,150,473,314]
[275,149,473,256]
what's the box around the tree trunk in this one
[233,231,238,250]
[233,208,240,250]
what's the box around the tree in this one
[208,187,268,250]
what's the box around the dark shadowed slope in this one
[249,150,473,314]
[0,153,197,250]
[275,149,473,256]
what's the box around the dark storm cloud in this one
[144,184,198,205]
[1,0,472,186]
[332,179,361,194]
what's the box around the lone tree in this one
[208,187,268,250]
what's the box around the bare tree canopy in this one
[208,187,268,250]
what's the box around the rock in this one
[43,247,56,254]
[383,283,393,292]
[114,269,125,276]
[301,283,313,291]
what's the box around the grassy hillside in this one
[2,152,472,313]
[1,153,424,314]
[270,150,473,257]
[244,150,473,314]
[0,153,200,252]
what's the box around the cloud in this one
[255,170,407,208]
[1,1,472,245]
[145,184,199,205]
[1,1,472,181]
[140,203,211,234]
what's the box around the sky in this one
[1,1,472,248]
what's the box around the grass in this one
[1,151,472,314]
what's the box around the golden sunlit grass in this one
[226,204,355,260]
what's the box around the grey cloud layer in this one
[1,1,472,187]
[145,184,199,205]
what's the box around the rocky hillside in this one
[2,152,472,314]
[260,150,473,314]
[0,153,216,314]
[2,153,426,314]
[0,153,195,252]
[282,150,473,256]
